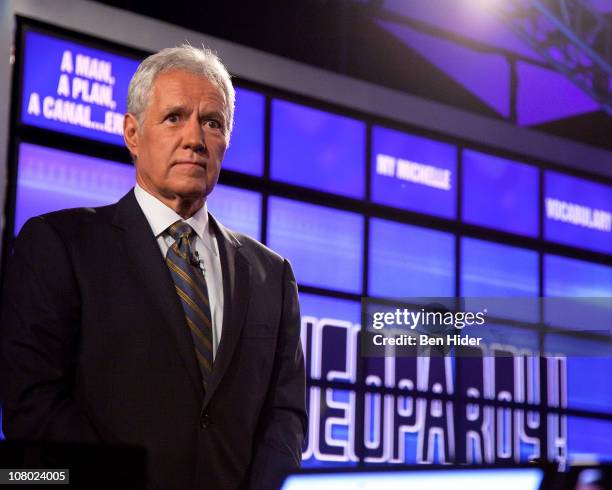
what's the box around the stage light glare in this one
[463,0,505,14]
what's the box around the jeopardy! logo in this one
[376,153,452,191]
[301,315,567,465]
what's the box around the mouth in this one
[172,160,206,168]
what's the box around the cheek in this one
[213,143,228,166]
[218,147,228,163]
[206,134,228,158]
[147,138,175,174]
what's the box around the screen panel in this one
[462,150,539,237]
[371,126,456,218]
[368,218,455,297]
[461,238,539,322]
[544,171,612,254]
[564,357,612,413]
[567,417,612,462]
[544,255,612,333]
[14,143,135,234]
[271,100,366,198]
[21,29,140,146]
[539,341,612,414]
[461,238,539,297]
[207,184,261,239]
[267,197,363,293]
[545,254,612,298]
[222,87,265,176]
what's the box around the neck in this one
[172,198,204,220]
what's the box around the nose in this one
[182,115,206,153]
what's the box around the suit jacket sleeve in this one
[0,217,100,442]
[249,259,307,490]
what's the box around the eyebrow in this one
[161,105,189,116]
[202,110,226,123]
[160,106,227,124]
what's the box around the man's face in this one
[124,69,229,204]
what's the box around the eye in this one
[205,119,222,130]
[165,113,180,123]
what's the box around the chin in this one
[176,182,213,199]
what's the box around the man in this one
[0,45,307,490]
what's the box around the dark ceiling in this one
[92,0,612,152]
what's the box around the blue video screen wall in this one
[5,20,612,467]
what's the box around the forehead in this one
[149,70,226,108]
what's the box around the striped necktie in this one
[165,221,213,385]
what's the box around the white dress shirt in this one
[134,184,224,359]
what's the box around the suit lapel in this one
[112,190,203,398]
[204,214,251,407]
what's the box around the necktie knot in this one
[167,221,194,246]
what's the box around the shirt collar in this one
[134,183,209,241]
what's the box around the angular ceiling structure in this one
[93,0,612,150]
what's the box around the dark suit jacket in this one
[0,189,307,490]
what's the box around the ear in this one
[123,113,140,159]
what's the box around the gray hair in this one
[127,44,235,135]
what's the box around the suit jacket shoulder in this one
[14,203,118,259]
[209,214,289,271]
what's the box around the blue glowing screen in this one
[462,150,539,237]
[368,218,455,297]
[371,126,456,218]
[223,88,265,176]
[544,171,612,254]
[300,293,361,331]
[541,341,612,413]
[207,184,261,239]
[461,238,539,296]
[544,254,612,335]
[545,254,612,298]
[271,100,366,198]
[21,30,141,146]
[267,197,363,293]
[567,417,612,462]
[564,358,612,413]
[461,238,539,322]
[14,143,135,234]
